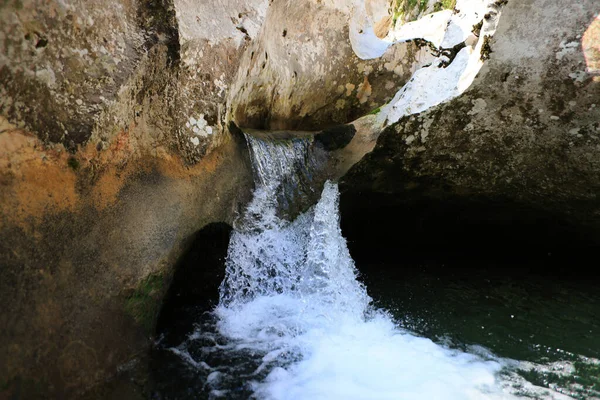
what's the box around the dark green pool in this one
[359,260,600,399]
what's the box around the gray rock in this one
[342,0,600,235]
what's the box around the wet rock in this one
[314,124,357,151]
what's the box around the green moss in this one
[433,0,456,12]
[368,106,382,115]
[67,157,80,171]
[125,273,166,333]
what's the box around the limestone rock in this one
[0,0,254,397]
[227,0,428,130]
[341,0,600,233]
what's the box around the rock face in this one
[227,0,428,130]
[0,0,254,397]
[0,127,251,398]
[341,0,600,235]
[1,0,600,397]
[1,0,148,145]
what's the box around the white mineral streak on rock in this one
[441,0,489,48]
[187,115,214,138]
[350,0,502,127]
[390,11,453,48]
[349,0,394,59]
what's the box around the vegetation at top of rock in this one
[433,0,457,12]
[368,106,382,115]
[392,0,430,24]
[392,0,456,26]
[480,35,493,60]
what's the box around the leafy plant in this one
[433,0,456,12]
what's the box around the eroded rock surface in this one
[227,0,431,130]
[0,0,254,397]
[342,0,600,233]
[0,122,252,399]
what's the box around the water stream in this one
[153,135,600,400]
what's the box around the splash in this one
[167,135,571,399]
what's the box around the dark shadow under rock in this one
[339,190,599,271]
[150,222,232,399]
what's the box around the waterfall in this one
[167,135,547,399]
[218,135,368,315]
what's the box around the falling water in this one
[165,135,573,400]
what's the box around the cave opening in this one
[151,222,232,397]
[339,191,599,268]
[155,222,233,344]
[339,191,600,365]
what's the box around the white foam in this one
[255,316,517,400]
[213,136,530,398]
